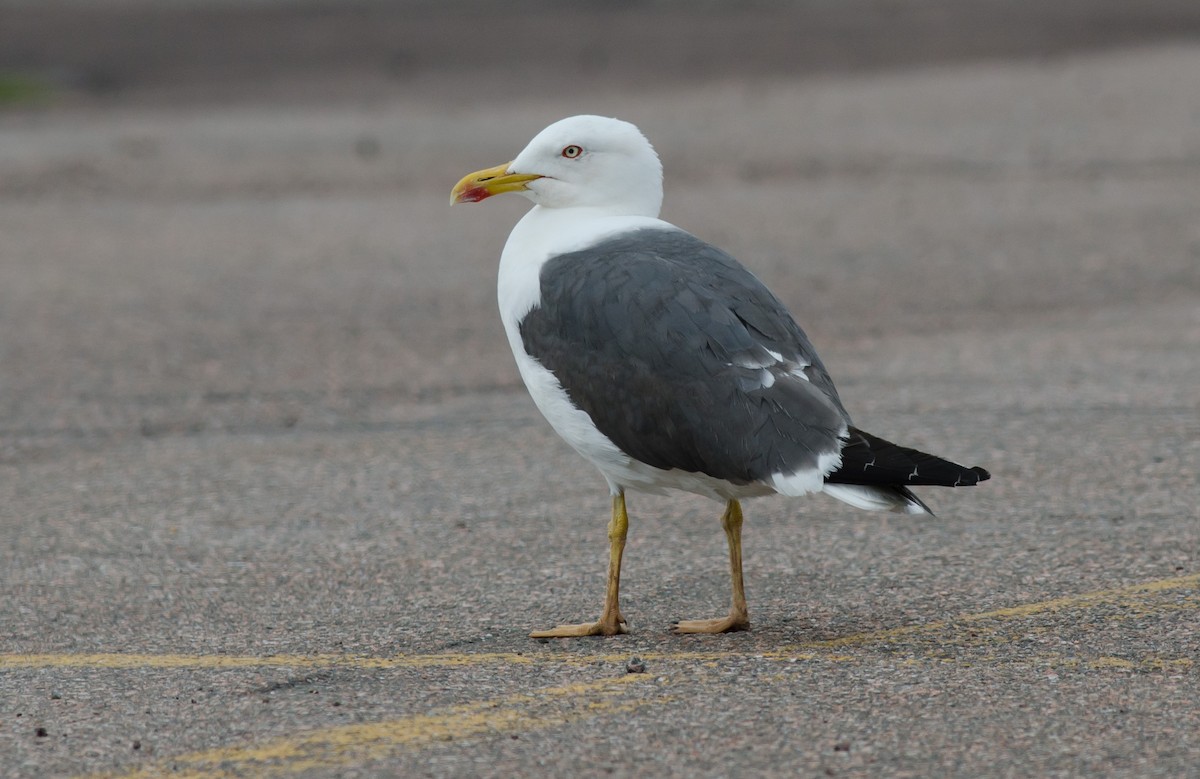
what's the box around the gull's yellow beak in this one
[450,163,542,205]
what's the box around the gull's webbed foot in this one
[672,613,749,635]
[530,617,629,638]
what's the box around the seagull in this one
[451,115,989,638]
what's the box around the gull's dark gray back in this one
[519,228,850,485]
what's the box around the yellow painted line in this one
[50,574,1197,779]
[0,650,536,671]
[5,571,1197,673]
[806,571,1200,649]
[1085,656,1193,672]
[82,674,668,779]
[0,648,798,671]
[921,653,1194,672]
[69,649,1195,779]
[0,647,841,672]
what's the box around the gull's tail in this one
[822,427,990,515]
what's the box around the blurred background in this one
[5,0,1200,107]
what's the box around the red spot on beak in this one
[456,185,491,203]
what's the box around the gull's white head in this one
[451,115,664,218]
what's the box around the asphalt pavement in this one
[1,4,1199,777]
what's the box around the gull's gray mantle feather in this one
[520,227,844,486]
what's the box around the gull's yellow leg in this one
[530,492,630,638]
[674,499,750,634]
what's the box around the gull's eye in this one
[561,145,583,159]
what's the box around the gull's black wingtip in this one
[969,466,991,484]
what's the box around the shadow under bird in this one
[451,115,990,638]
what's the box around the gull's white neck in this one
[496,204,672,335]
